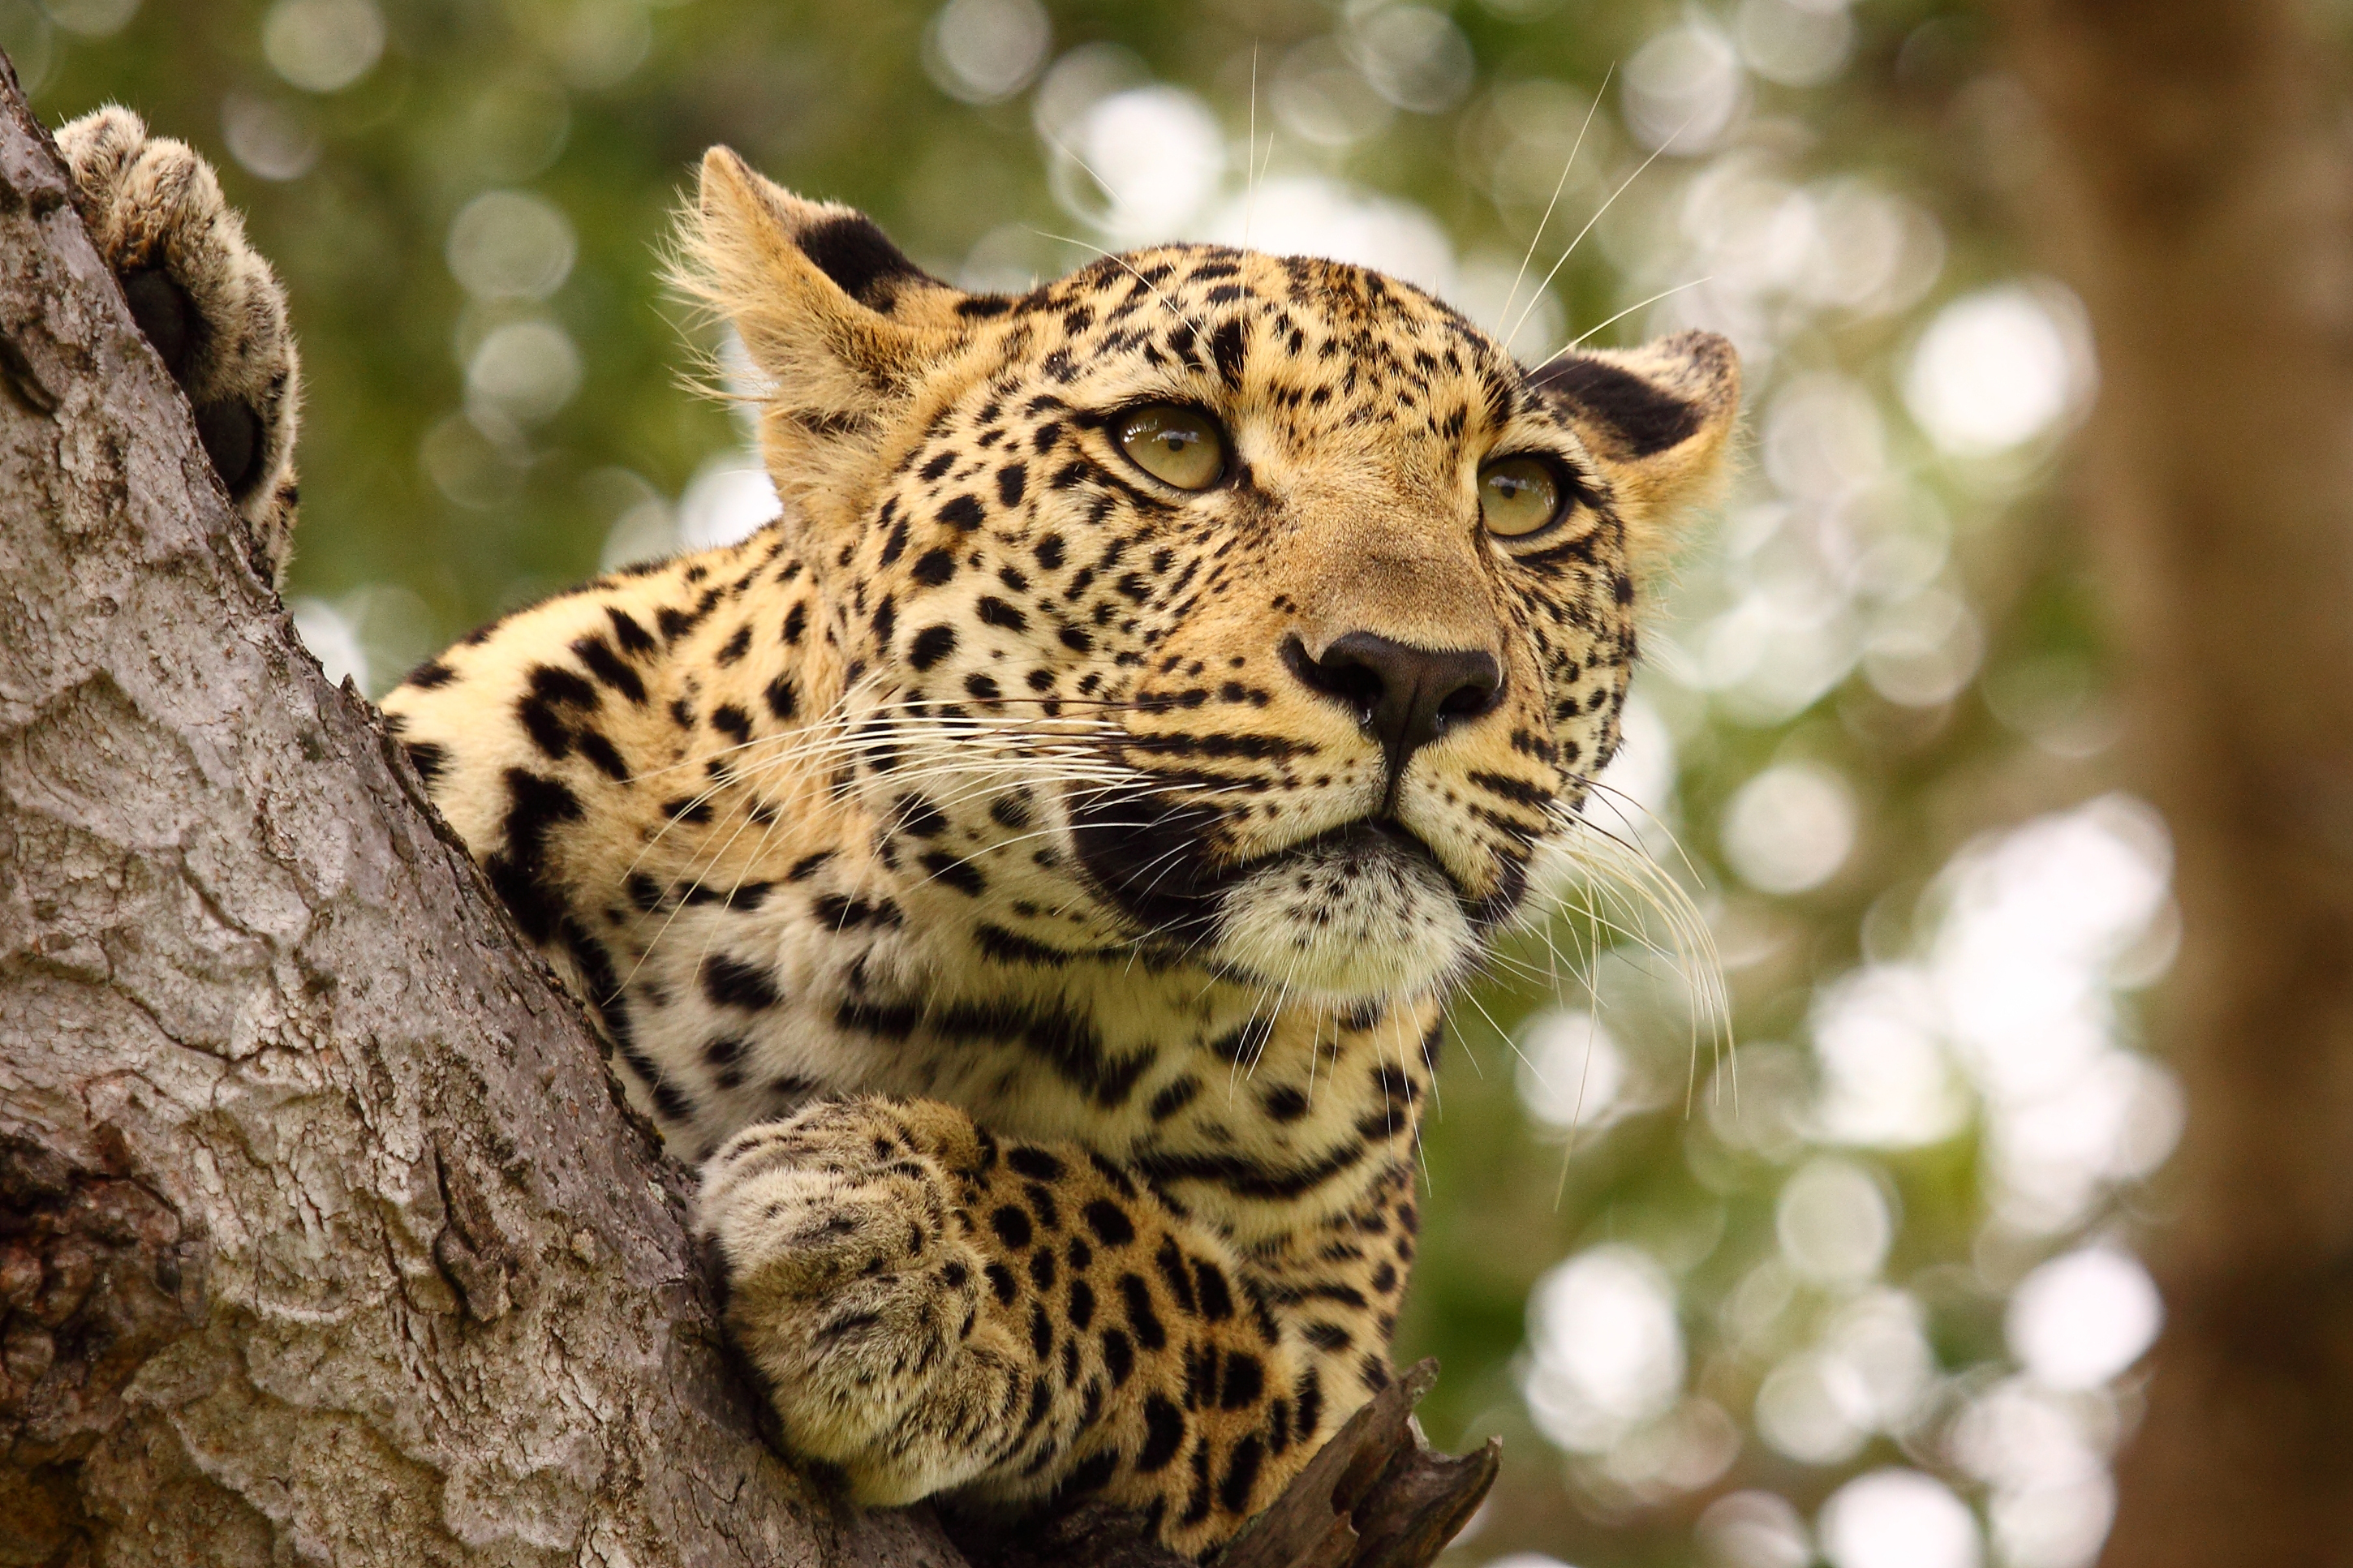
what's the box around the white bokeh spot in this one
[2007,1247,2162,1390]
[1904,284,2093,457]
[1523,1246,1686,1452]
[1819,1469,1982,1568]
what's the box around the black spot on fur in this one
[1294,1368,1323,1444]
[404,741,449,784]
[1147,1076,1200,1122]
[1101,1327,1134,1386]
[986,1261,1019,1304]
[1008,1146,1065,1182]
[1084,1200,1135,1247]
[1131,1138,1373,1201]
[576,730,629,781]
[702,953,781,1012]
[798,213,935,308]
[1304,1321,1351,1352]
[1193,1260,1235,1321]
[1220,1434,1263,1514]
[910,624,957,670]
[484,769,583,945]
[1531,353,1703,457]
[1119,1273,1166,1351]
[918,850,984,896]
[572,634,648,704]
[1136,1394,1185,1472]
[1155,1239,1197,1313]
[975,923,1066,966]
[1262,1085,1310,1123]
[1220,1352,1264,1411]
[1210,318,1248,389]
[606,606,657,655]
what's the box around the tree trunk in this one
[1985,2,2353,1562]
[0,58,1490,1568]
[0,54,962,1568]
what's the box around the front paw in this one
[54,106,301,583]
[699,1101,1015,1503]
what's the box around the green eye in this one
[1118,405,1226,491]
[1478,456,1564,539]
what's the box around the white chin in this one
[1210,840,1473,1003]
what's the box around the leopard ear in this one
[675,148,971,436]
[1532,330,1740,570]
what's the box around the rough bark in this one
[0,54,957,1568]
[0,58,1492,1568]
[1984,2,2353,1562]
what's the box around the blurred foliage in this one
[19,1,2183,1565]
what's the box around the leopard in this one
[57,105,1738,1559]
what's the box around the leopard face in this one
[693,154,1739,1012]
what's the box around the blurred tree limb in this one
[0,54,1491,1568]
[1985,1,2353,1561]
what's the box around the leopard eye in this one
[1478,456,1564,539]
[1118,405,1226,491]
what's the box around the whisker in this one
[1244,43,1261,251]
[1499,62,1614,352]
[1557,276,1714,357]
[1505,104,1705,350]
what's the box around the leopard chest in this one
[610,892,1434,1238]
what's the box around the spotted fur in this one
[84,128,1739,1557]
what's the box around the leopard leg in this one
[699,1095,1022,1506]
[699,1095,1417,1557]
[54,106,301,586]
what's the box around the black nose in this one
[1284,632,1504,776]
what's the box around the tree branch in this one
[0,54,963,1568]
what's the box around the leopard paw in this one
[699,1099,1022,1504]
[55,106,301,586]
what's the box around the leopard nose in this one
[1283,632,1504,775]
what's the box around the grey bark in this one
[0,57,957,1568]
[0,58,1494,1568]
[1983,0,2353,1561]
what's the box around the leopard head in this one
[681,148,1737,1008]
